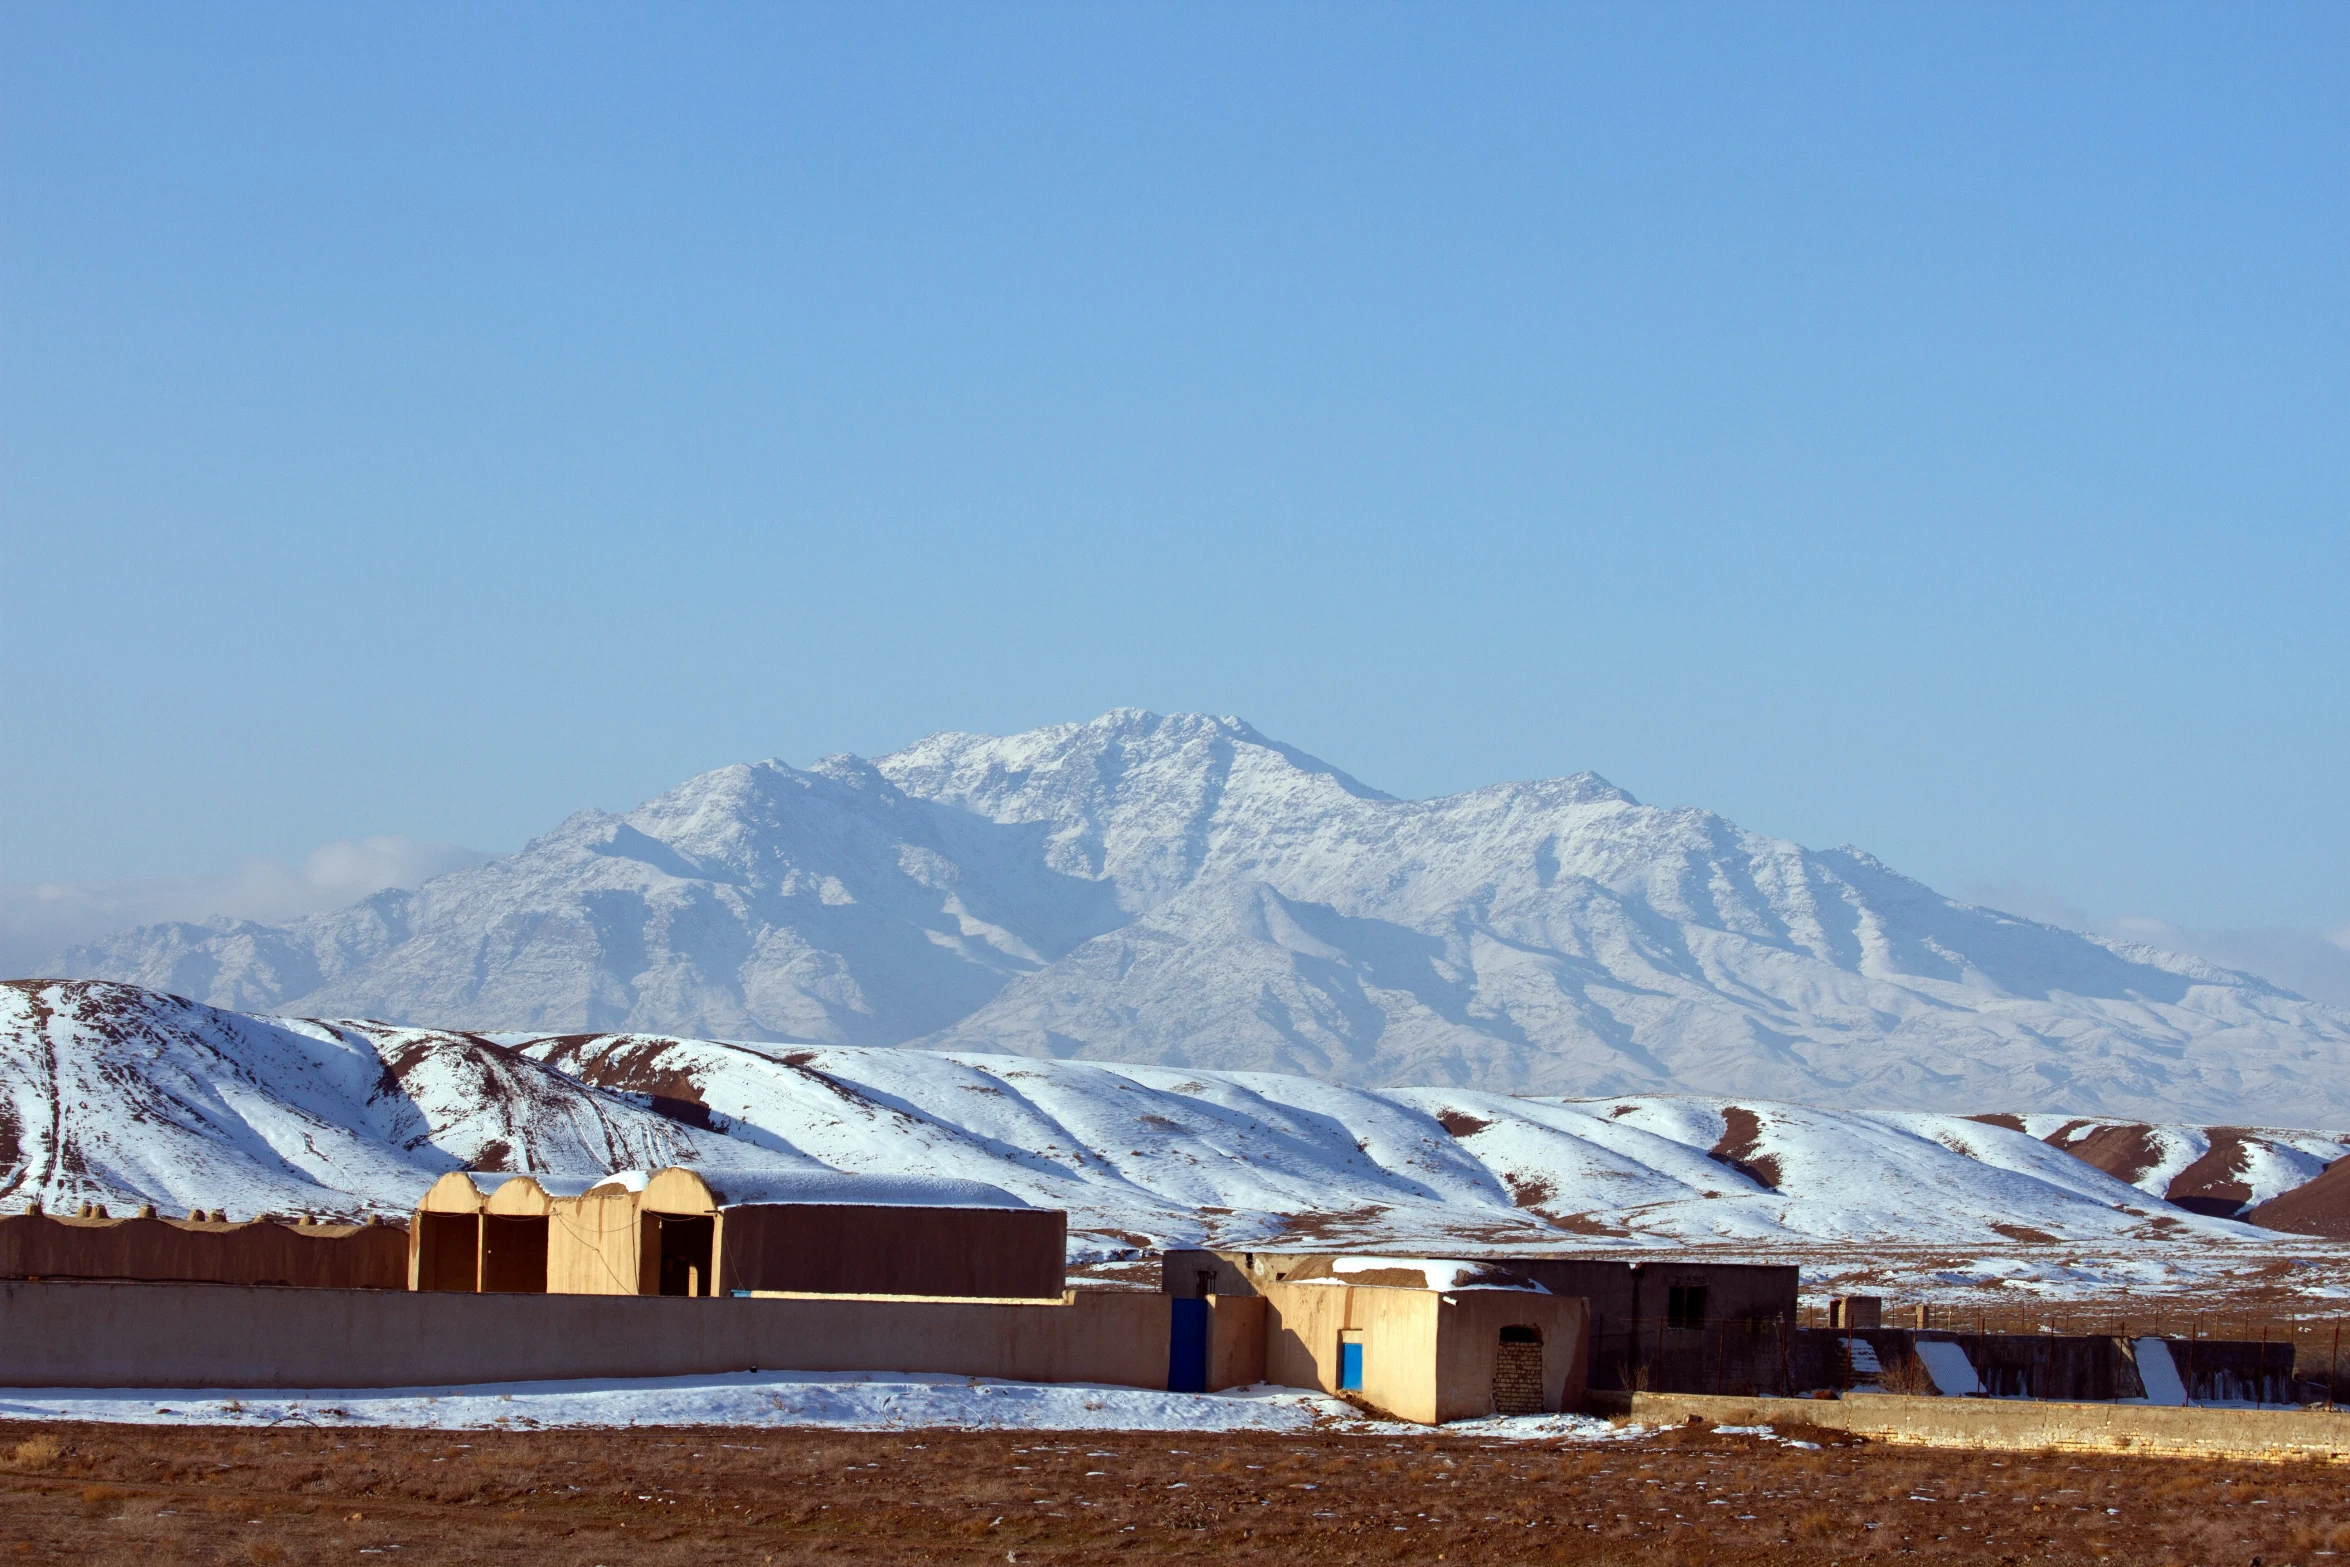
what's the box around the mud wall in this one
[1589,1316,1804,1395]
[0,1280,1174,1391]
[1208,1294,1267,1391]
[2,1214,407,1291]
[1260,1283,1587,1424]
[714,1204,1066,1299]
[1263,1281,1440,1422]
[1431,1290,1588,1424]
[547,1192,645,1295]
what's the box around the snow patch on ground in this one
[0,1372,1637,1442]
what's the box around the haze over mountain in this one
[47,711,2350,1123]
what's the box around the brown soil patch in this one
[1708,1106,1783,1190]
[2051,1123,2164,1187]
[1261,1206,1392,1244]
[2164,1128,2259,1217]
[1544,1212,1635,1237]
[1500,1173,1554,1208]
[1963,1113,2026,1134]
[1433,1110,1491,1137]
[3,1417,2346,1565]
[2248,1154,2350,1241]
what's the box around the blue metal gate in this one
[1168,1297,1209,1392]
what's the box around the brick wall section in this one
[1492,1341,1543,1415]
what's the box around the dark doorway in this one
[1494,1324,1544,1415]
[653,1214,714,1297]
[415,1213,479,1292]
[480,1215,549,1293]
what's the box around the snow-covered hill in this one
[5,981,2342,1260]
[46,710,2350,1121]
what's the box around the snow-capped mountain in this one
[9,980,2342,1254]
[47,710,2350,1122]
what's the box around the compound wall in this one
[0,1280,1172,1392]
[1,1214,407,1291]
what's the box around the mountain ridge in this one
[46,710,2350,1122]
[6,980,2344,1257]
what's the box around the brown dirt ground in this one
[3,1417,2346,1566]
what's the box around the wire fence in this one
[1586,1313,2347,1407]
[1795,1306,2349,1384]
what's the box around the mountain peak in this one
[41,713,2350,1122]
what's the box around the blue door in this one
[1168,1297,1209,1393]
[1339,1340,1365,1391]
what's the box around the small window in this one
[1338,1331,1365,1391]
[1499,1324,1542,1345]
[1667,1284,1708,1330]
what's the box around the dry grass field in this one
[3,1417,2346,1566]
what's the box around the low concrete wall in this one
[0,1280,1173,1393]
[1590,1390,2350,1465]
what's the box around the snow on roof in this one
[687,1168,1031,1211]
[1319,1256,1547,1293]
[486,1175,616,1200]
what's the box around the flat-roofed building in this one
[1239,1255,1587,1423]
[1167,1247,1794,1399]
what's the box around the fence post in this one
[2329,1320,2341,1412]
[1714,1317,1725,1396]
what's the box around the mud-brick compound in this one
[409,1166,1066,1300]
[1164,1252,1589,1423]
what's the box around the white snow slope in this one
[44,710,2350,1122]
[3,980,2327,1263]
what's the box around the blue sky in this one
[2,5,2343,978]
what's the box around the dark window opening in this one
[1499,1324,1543,1345]
[415,1213,479,1292]
[652,1214,715,1297]
[1667,1284,1708,1330]
[480,1215,549,1293]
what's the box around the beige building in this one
[1264,1260,1585,1424]
[409,1166,1065,1300]
[1164,1254,1587,1423]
